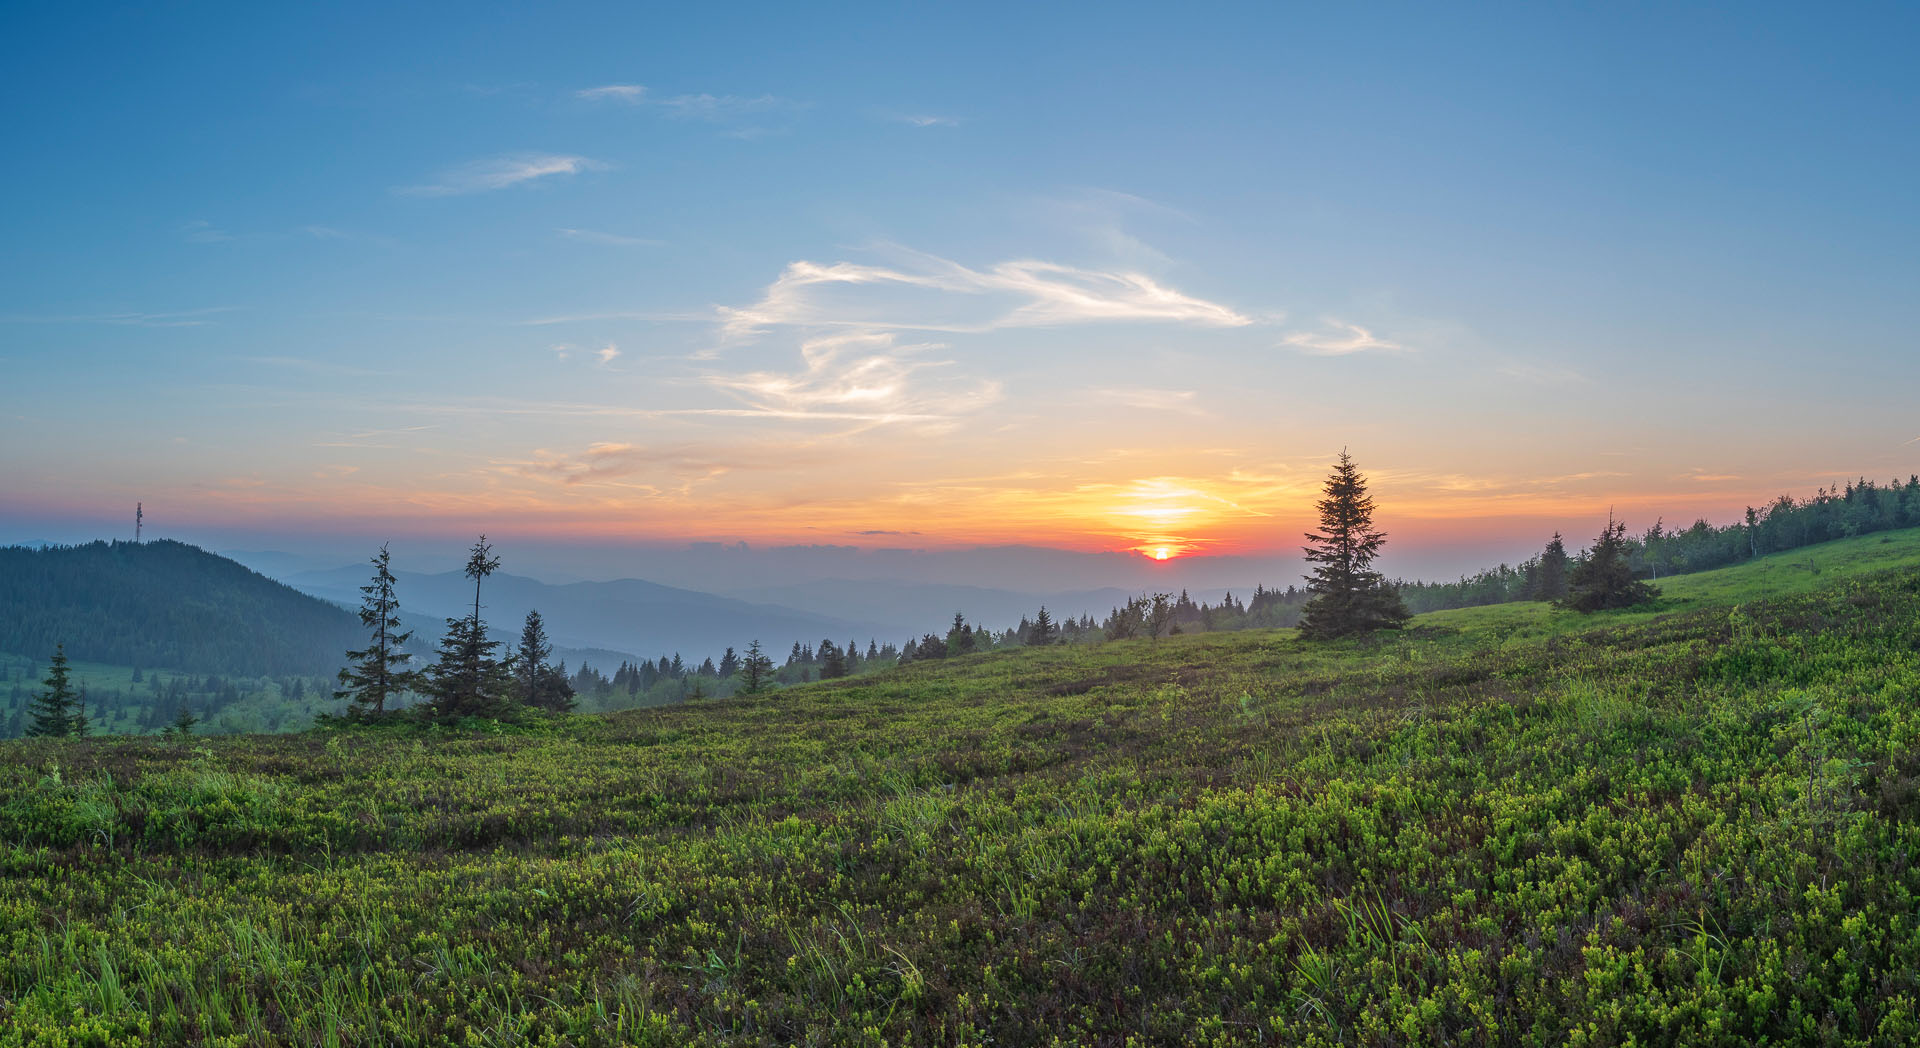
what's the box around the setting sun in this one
[1153,547,1172,560]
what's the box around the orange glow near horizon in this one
[50,454,1816,564]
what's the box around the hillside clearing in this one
[3,533,1920,1044]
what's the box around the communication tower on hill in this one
[136,502,143,543]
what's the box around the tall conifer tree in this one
[1535,533,1572,602]
[1298,450,1410,639]
[426,536,514,718]
[26,644,85,738]
[818,638,847,679]
[335,544,418,718]
[1029,606,1057,646]
[514,609,575,711]
[738,639,774,694]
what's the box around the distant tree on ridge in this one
[738,639,775,694]
[1534,532,1571,602]
[1029,606,1057,646]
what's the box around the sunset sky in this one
[4,4,1916,583]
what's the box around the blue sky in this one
[3,3,1916,582]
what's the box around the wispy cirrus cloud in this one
[178,219,233,244]
[576,83,801,120]
[596,344,621,365]
[396,153,603,196]
[506,442,653,485]
[522,309,704,326]
[895,113,960,127]
[1678,467,1742,483]
[300,225,398,247]
[1,306,241,328]
[719,250,1251,340]
[703,330,1001,429]
[654,92,799,121]
[1497,360,1590,384]
[575,83,645,102]
[244,355,393,378]
[556,227,664,247]
[1091,388,1203,414]
[498,439,818,491]
[1279,321,1406,356]
[311,424,438,449]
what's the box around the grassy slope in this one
[3,530,1920,1045]
[1425,526,1920,637]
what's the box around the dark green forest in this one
[0,540,363,676]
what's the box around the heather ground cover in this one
[5,532,1920,1045]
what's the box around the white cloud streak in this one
[0,306,241,328]
[397,153,603,196]
[576,84,645,102]
[575,83,801,123]
[1279,321,1407,356]
[720,252,1251,340]
[1497,361,1590,385]
[499,439,819,491]
[556,228,665,247]
[703,330,1000,428]
[654,92,797,120]
[1092,388,1203,413]
[179,219,233,243]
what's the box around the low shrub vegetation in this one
[5,540,1920,1044]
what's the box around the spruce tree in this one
[163,705,198,738]
[1535,533,1571,602]
[1029,606,1057,646]
[1562,513,1659,612]
[514,610,576,711]
[946,612,976,656]
[739,639,774,694]
[335,544,419,718]
[26,644,84,738]
[514,609,551,700]
[818,639,847,679]
[425,536,514,718]
[1298,450,1411,639]
[718,646,740,678]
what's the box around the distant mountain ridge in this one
[281,564,896,666]
[0,540,364,676]
[719,579,1241,636]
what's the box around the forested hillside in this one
[7,533,1920,1043]
[0,540,363,676]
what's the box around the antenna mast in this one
[136,503,143,543]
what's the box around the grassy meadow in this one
[0,654,335,738]
[5,530,1920,1045]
